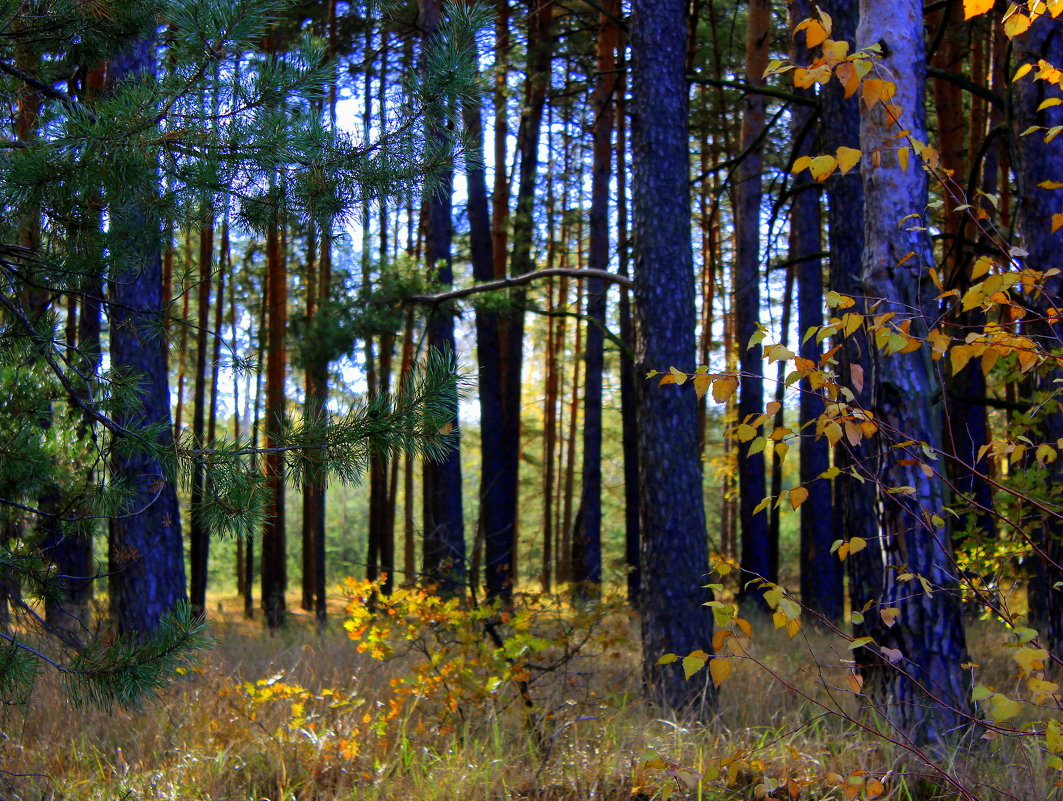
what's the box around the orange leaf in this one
[963,0,994,18]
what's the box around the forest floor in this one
[4,591,1056,801]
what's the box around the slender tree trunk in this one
[631,0,713,714]
[420,0,465,595]
[790,0,840,621]
[463,87,504,596]
[735,0,773,609]
[261,198,287,630]
[615,41,640,603]
[575,0,620,598]
[189,205,213,617]
[486,0,554,600]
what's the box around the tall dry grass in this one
[2,593,1056,801]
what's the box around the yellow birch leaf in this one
[709,657,732,686]
[836,146,862,174]
[988,692,1021,723]
[824,422,843,446]
[971,255,994,279]
[879,606,900,628]
[951,344,975,373]
[1014,62,1034,81]
[792,155,812,174]
[1004,12,1032,38]
[657,653,678,664]
[849,536,867,555]
[835,62,860,98]
[845,672,864,693]
[658,373,676,385]
[822,38,849,63]
[712,375,739,403]
[802,19,829,48]
[693,372,711,400]
[669,365,688,385]
[1039,98,1063,111]
[1052,214,1063,233]
[1014,646,1049,673]
[898,146,910,172]
[842,312,863,337]
[1028,676,1059,703]
[1039,180,1063,188]
[786,618,801,638]
[809,154,838,181]
[790,486,810,510]
[766,400,781,416]
[866,779,885,799]
[972,683,993,702]
[736,424,757,442]
[963,0,994,18]
[848,636,874,649]
[682,654,706,679]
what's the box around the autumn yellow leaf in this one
[879,606,900,628]
[988,692,1021,723]
[712,375,739,403]
[1004,12,1032,38]
[963,0,994,17]
[790,486,810,510]
[809,154,838,181]
[835,62,860,99]
[709,657,732,687]
[692,372,711,400]
[682,654,706,680]
[836,146,862,174]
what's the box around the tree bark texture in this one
[631,0,713,714]
[857,0,970,742]
[735,0,773,608]
[420,0,465,595]
[1010,13,1063,655]
[106,36,187,636]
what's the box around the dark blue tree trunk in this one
[106,37,187,637]
[791,0,841,622]
[631,0,713,713]
[420,0,465,595]
[1011,14,1063,656]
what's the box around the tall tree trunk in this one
[791,0,840,622]
[107,36,187,636]
[261,198,287,630]
[420,0,465,595]
[486,0,554,600]
[1011,13,1063,656]
[856,0,970,742]
[189,205,213,617]
[615,41,640,603]
[735,0,773,608]
[575,0,620,598]
[463,86,504,596]
[631,0,713,714]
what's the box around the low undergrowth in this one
[1,588,1057,801]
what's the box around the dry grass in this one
[1,592,1058,801]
